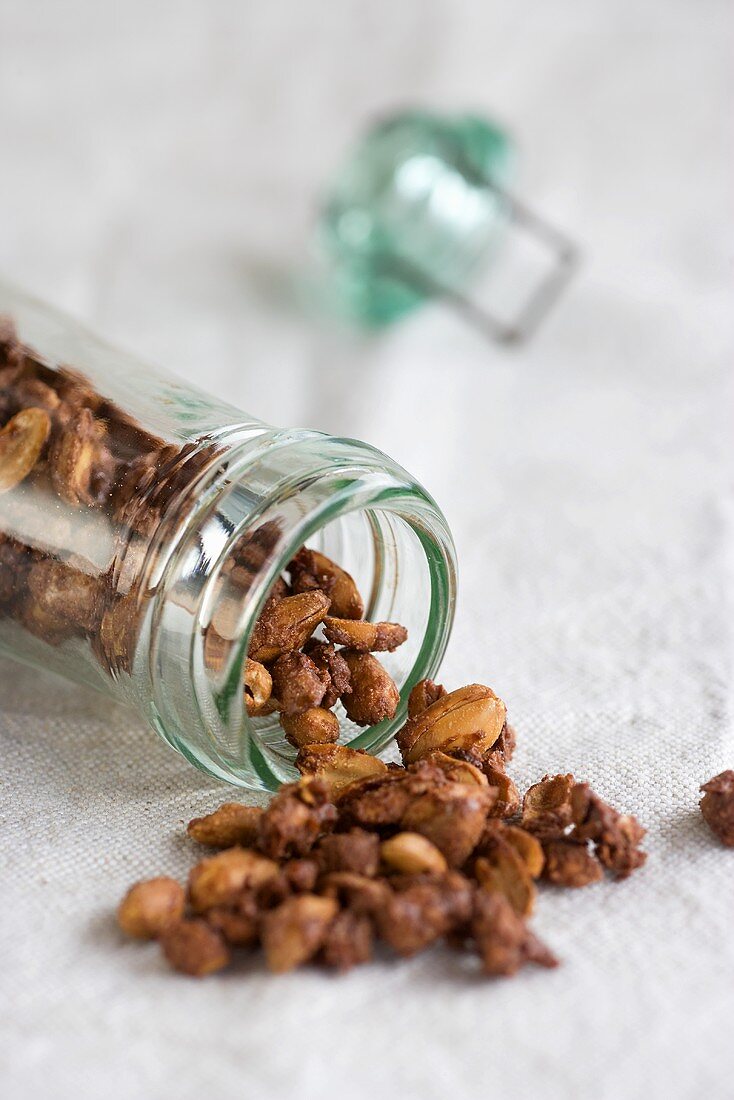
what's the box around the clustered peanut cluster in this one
[0,318,219,673]
[212,545,407,746]
[118,674,647,978]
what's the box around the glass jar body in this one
[0,283,456,789]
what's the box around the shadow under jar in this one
[0,283,456,790]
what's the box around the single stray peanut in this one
[117,877,185,939]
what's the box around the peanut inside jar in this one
[0,296,456,789]
[202,542,410,754]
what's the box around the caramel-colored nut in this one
[117,877,185,939]
[321,910,373,971]
[471,892,558,977]
[205,897,260,947]
[407,678,446,719]
[303,641,351,709]
[160,919,230,977]
[0,407,50,493]
[542,840,604,887]
[280,707,340,749]
[318,871,390,915]
[427,750,489,788]
[26,558,102,634]
[270,651,327,716]
[248,590,330,663]
[380,832,448,876]
[700,770,734,847]
[502,826,545,879]
[257,777,337,860]
[475,845,536,917]
[484,764,521,819]
[261,894,339,973]
[341,651,400,726]
[15,376,61,414]
[296,743,388,797]
[375,881,457,957]
[96,592,140,675]
[188,847,278,912]
[401,783,491,867]
[49,406,107,506]
[318,829,380,877]
[288,547,364,619]
[396,684,507,765]
[244,658,273,714]
[322,616,408,653]
[187,803,264,849]
[521,774,575,838]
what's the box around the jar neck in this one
[131,428,456,790]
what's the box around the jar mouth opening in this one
[149,433,457,791]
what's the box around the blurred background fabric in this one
[0,1,732,1098]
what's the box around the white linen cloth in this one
[0,2,732,1097]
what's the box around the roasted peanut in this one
[188,847,278,912]
[471,892,558,977]
[407,678,446,719]
[321,911,373,971]
[475,844,536,918]
[160,919,230,977]
[244,658,273,714]
[700,771,734,847]
[341,651,400,726]
[542,840,604,887]
[187,803,263,849]
[248,590,330,663]
[502,825,545,879]
[0,407,50,492]
[318,829,381,877]
[397,684,506,765]
[280,707,340,749]
[322,616,408,653]
[288,547,364,619]
[270,651,327,716]
[261,894,338,973]
[521,774,576,839]
[49,406,108,507]
[296,743,389,797]
[302,641,351,709]
[26,558,102,634]
[401,781,491,867]
[484,763,521,819]
[380,832,448,876]
[117,877,185,939]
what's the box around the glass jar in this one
[0,281,456,790]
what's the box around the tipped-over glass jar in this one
[0,282,456,790]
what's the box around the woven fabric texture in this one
[0,2,732,1098]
